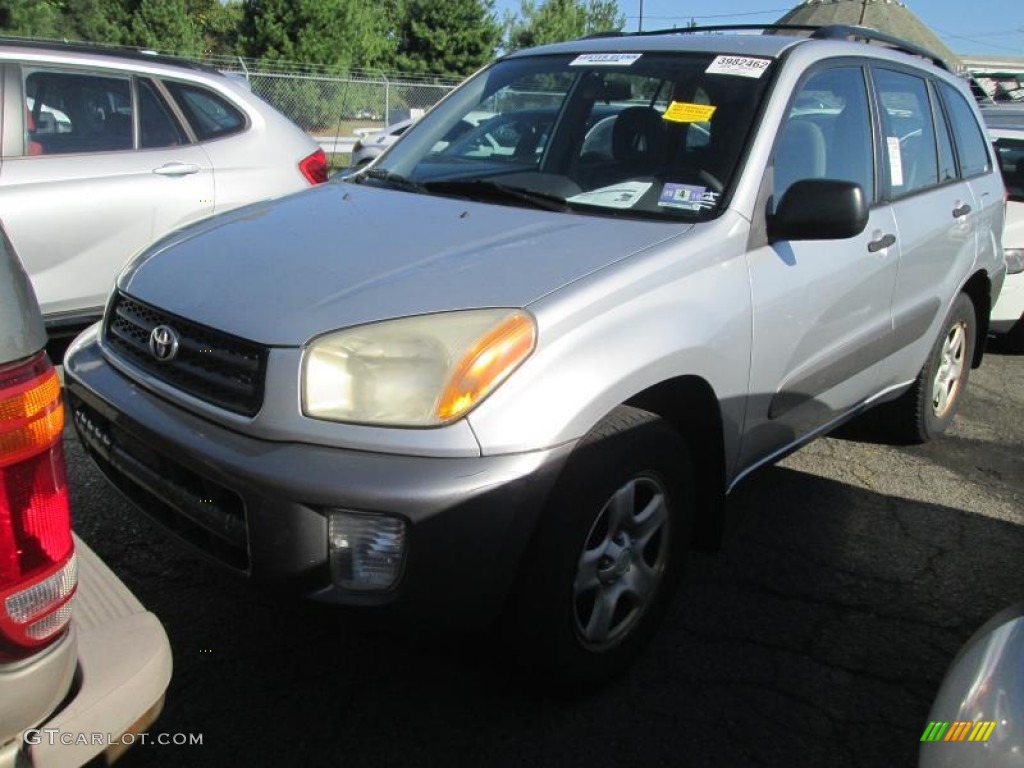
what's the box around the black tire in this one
[884,293,977,444]
[507,406,693,694]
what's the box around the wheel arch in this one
[961,270,991,368]
[624,375,726,553]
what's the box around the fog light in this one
[328,511,406,591]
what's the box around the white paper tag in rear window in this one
[887,136,905,187]
[705,55,771,79]
[570,53,642,67]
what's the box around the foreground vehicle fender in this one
[920,603,1024,767]
[21,536,172,768]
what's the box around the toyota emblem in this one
[148,325,180,362]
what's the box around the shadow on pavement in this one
[65,450,1023,768]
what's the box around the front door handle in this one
[152,162,201,176]
[868,233,896,253]
[952,204,972,218]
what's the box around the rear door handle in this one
[952,204,971,218]
[868,233,896,253]
[152,162,201,176]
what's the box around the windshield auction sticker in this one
[570,53,643,66]
[705,55,771,79]
[568,181,653,208]
[658,183,718,211]
[663,101,717,123]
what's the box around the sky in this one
[493,0,1024,57]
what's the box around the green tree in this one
[63,0,130,45]
[202,0,243,56]
[396,0,500,77]
[240,0,395,70]
[129,0,205,53]
[0,0,62,37]
[506,0,624,51]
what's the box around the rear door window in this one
[873,68,939,197]
[163,81,246,141]
[138,78,187,149]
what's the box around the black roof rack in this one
[0,35,223,75]
[581,23,950,72]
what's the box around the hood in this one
[119,182,690,346]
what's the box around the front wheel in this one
[508,406,693,693]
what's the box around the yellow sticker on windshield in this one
[663,102,717,123]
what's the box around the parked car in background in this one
[349,112,497,169]
[984,109,1024,350]
[0,38,327,334]
[0,223,172,766]
[350,118,416,168]
[65,25,1005,691]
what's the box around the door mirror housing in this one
[768,179,869,242]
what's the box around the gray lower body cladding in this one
[64,335,573,627]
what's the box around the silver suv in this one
[65,26,1006,689]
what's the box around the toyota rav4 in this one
[65,25,1005,689]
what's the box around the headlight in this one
[302,309,536,426]
[1005,248,1024,275]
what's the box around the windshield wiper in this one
[349,167,428,194]
[422,179,569,212]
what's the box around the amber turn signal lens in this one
[436,312,536,422]
[0,357,64,470]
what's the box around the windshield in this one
[351,51,775,221]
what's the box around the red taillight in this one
[0,351,75,661]
[299,148,328,185]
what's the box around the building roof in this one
[775,0,960,69]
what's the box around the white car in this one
[0,223,172,767]
[350,119,416,168]
[984,110,1024,350]
[1,39,327,332]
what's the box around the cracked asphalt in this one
[66,347,1022,768]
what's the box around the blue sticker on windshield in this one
[658,183,717,211]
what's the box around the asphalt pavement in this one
[66,346,1023,768]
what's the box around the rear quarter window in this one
[163,81,246,141]
[938,82,991,178]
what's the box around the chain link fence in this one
[190,54,462,141]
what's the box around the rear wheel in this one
[508,406,692,693]
[885,293,976,443]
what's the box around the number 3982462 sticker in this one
[705,55,771,79]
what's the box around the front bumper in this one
[64,328,572,624]
[990,269,1023,333]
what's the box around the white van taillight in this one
[299,149,328,185]
[0,351,75,661]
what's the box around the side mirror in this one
[768,179,869,242]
